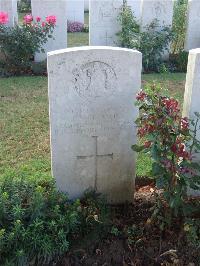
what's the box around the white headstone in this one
[141,0,174,29]
[84,0,89,11]
[48,46,142,203]
[185,0,200,51]
[89,0,122,46]
[0,0,18,26]
[183,49,200,125]
[127,0,142,21]
[67,0,84,23]
[31,0,68,62]
[140,0,174,59]
[182,48,200,196]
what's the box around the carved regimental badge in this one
[72,61,117,100]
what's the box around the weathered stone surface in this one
[48,46,142,203]
[67,0,84,23]
[31,0,68,62]
[0,0,18,26]
[183,49,200,120]
[185,0,200,51]
[84,0,89,11]
[183,48,200,196]
[128,0,142,21]
[141,0,174,29]
[89,0,122,46]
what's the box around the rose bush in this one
[0,12,56,74]
[0,11,8,24]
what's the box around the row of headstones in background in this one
[67,0,84,24]
[32,0,175,62]
[0,0,18,26]
[3,0,200,61]
[185,0,200,51]
[47,47,142,203]
[89,0,174,47]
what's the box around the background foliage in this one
[117,5,173,72]
[17,0,31,13]
[171,0,188,54]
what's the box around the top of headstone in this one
[189,48,200,54]
[47,46,141,57]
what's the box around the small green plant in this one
[184,219,200,248]
[0,170,80,265]
[79,190,110,236]
[171,50,189,73]
[83,24,89,33]
[117,5,173,72]
[126,224,143,246]
[111,226,121,236]
[0,169,110,266]
[132,84,200,220]
[158,63,170,74]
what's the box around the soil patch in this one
[59,185,199,266]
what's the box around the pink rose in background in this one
[0,12,9,25]
[24,14,33,24]
[46,15,56,25]
[36,16,41,22]
[42,22,46,27]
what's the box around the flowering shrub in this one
[0,12,56,73]
[133,84,200,218]
[67,20,84,32]
[46,15,57,25]
[23,13,33,24]
[117,5,173,72]
[0,11,8,24]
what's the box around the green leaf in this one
[131,144,145,152]
[152,162,163,176]
[156,176,165,189]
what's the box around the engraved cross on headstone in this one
[104,31,113,45]
[77,136,113,191]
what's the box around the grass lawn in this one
[0,73,186,177]
[68,32,89,47]
[68,12,89,47]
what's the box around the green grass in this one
[84,11,89,25]
[0,76,50,174]
[68,32,89,47]
[68,12,89,47]
[0,73,186,178]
